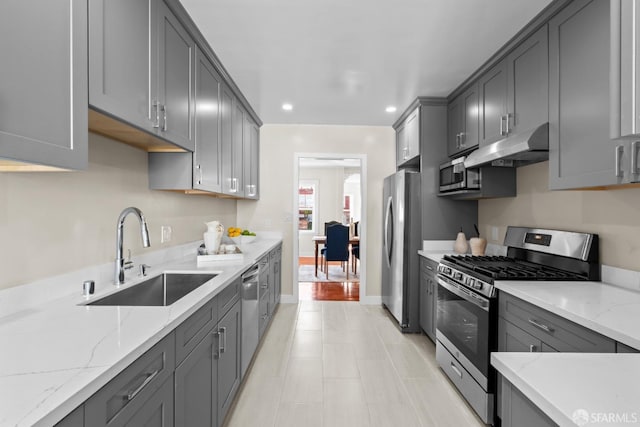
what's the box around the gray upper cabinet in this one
[479,25,548,147]
[89,0,196,152]
[549,0,617,189]
[447,84,479,157]
[243,116,260,199]
[0,0,88,170]
[157,1,195,151]
[193,48,223,193]
[396,108,420,167]
[612,0,640,139]
[222,101,246,197]
[89,0,157,136]
[610,0,640,183]
[479,60,508,147]
[506,25,549,135]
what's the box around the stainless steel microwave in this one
[439,156,480,192]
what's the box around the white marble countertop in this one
[492,352,640,427]
[0,238,282,427]
[495,280,640,350]
[493,280,640,426]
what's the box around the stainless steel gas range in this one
[435,226,600,425]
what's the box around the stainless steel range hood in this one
[463,123,549,168]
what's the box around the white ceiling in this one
[181,0,553,126]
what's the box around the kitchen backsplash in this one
[0,133,237,291]
[479,161,640,273]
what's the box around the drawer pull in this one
[126,369,160,401]
[450,362,463,378]
[528,318,554,333]
[219,326,227,354]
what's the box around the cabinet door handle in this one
[459,132,465,148]
[529,344,537,352]
[196,164,203,185]
[631,141,640,176]
[450,361,463,378]
[219,326,226,354]
[455,133,460,149]
[615,145,624,178]
[152,101,160,128]
[230,178,238,193]
[499,115,507,136]
[402,147,409,160]
[161,105,168,132]
[506,113,512,134]
[213,331,221,359]
[528,318,554,333]
[125,369,160,401]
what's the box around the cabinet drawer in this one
[217,277,241,317]
[175,298,218,364]
[420,257,438,275]
[85,333,176,427]
[499,293,615,353]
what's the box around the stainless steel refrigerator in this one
[381,169,421,332]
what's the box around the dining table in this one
[312,235,360,276]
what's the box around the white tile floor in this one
[224,301,486,427]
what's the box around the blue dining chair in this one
[320,220,341,272]
[322,224,350,279]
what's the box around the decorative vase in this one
[454,230,469,254]
[469,237,487,255]
[204,221,224,254]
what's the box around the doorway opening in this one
[292,153,367,302]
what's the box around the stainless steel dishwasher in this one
[241,263,260,378]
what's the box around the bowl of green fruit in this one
[236,229,257,245]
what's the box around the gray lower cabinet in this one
[499,292,615,353]
[55,406,84,427]
[175,328,217,427]
[271,244,282,306]
[497,292,615,425]
[549,0,617,189]
[419,257,437,342]
[0,0,88,170]
[88,0,158,137]
[500,377,558,427]
[217,300,241,425]
[85,333,176,427]
[447,85,480,157]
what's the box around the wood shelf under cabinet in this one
[88,109,187,153]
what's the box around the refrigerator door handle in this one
[384,196,394,266]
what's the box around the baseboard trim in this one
[360,296,382,305]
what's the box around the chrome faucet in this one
[115,207,151,285]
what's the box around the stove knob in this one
[466,278,475,287]
[453,272,462,281]
[473,282,483,290]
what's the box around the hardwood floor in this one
[298,257,359,302]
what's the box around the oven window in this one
[437,281,489,378]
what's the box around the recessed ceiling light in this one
[385,106,397,113]
[282,103,293,111]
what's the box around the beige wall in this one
[0,133,237,290]
[237,124,396,298]
[479,161,640,270]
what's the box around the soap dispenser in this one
[454,227,469,254]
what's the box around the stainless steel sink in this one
[88,273,217,306]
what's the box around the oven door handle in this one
[437,276,490,312]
